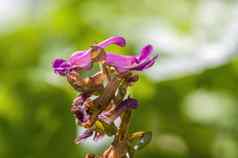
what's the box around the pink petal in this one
[97,36,126,48]
[136,44,153,62]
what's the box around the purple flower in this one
[105,44,158,72]
[52,36,126,76]
[98,97,138,124]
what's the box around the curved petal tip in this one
[138,44,154,61]
[97,36,126,48]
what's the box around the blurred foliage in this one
[0,0,238,158]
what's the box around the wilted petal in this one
[126,73,139,83]
[75,129,93,144]
[98,98,138,124]
[97,36,126,48]
[71,94,91,124]
[121,97,138,109]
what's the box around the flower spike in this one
[52,36,158,158]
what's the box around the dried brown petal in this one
[67,70,105,93]
[90,45,106,63]
[81,78,122,128]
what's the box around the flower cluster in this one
[52,36,158,158]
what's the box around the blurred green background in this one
[1,0,238,158]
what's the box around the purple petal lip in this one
[52,58,71,76]
[52,58,66,68]
[105,44,158,72]
[120,97,138,109]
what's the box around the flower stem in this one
[114,110,132,144]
